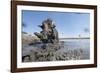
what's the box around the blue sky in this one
[22,10,90,38]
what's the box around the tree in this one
[84,28,89,33]
[22,23,27,28]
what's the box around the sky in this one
[22,10,90,38]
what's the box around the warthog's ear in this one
[51,24,56,28]
[34,32,37,35]
[34,32,42,39]
[38,25,41,27]
[34,32,39,36]
[38,25,44,29]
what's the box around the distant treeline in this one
[59,37,90,40]
[22,31,28,34]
